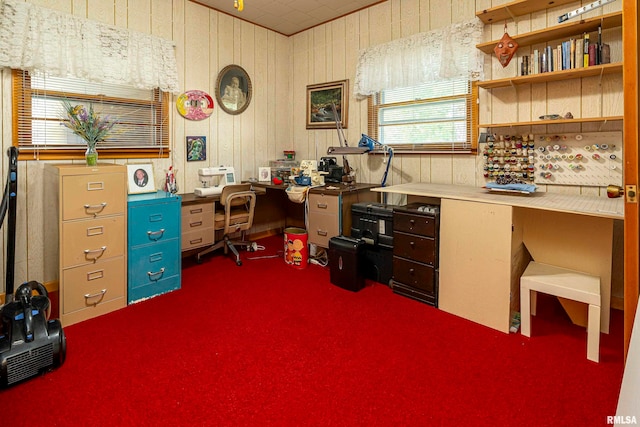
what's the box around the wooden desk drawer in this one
[61,173,126,220]
[62,257,125,314]
[393,231,437,265]
[392,257,436,293]
[182,228,214,251]
[181,204,214,230]
[62,216,125,268]
[394,212,436,237]
[308,211,339,248]
[309,193,339,215]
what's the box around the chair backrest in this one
[219,183,253,207]
[218,183,256,234]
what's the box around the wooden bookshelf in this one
[476,0,579,24]
[477,62,622,89]
[479,116,623,129]
[476,12,622,54]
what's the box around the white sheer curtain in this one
[354,18,484,97]
[0,0,180,94]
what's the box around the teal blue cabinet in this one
[127,191,181,303]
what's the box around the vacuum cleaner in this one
[0,147,66,388]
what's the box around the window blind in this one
[13,70,170,160]
[368,79,478,153]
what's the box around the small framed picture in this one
[258,167,271,182]
[187,136,206,161]
[127,164,156,194]
[306,79,348,129]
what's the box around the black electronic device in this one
[318,156,337,172]
[0,281,66,387]
[0,147,66,388]
[325,165,345,183]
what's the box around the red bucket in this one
[284,227,308,269]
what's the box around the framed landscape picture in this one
[306,79,348,129]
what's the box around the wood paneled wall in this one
[0,0,291,293]
[0,0,625,296]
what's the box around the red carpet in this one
[0,235,624,426]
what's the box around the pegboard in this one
[533,132,622,187]
[481,132,622,187]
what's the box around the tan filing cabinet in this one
[307,184,378,248]
[44,164,127,326]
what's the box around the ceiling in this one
[192,0,387,36]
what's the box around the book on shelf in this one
[575,39,583,68]
[588,44,597,66]
[583,33,590,67]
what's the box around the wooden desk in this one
[373,183,623,334]
[249,182,305,233]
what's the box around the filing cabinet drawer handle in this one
[190,208,203,214]
[84,202,107,217]
[317,230,328,236]
[317,203,328,209]
[147,267,166,281]
[84,246,107,262]
[147,229,165,241]
[410,241,415,248]
[190,221,203,228]
[409,268,415,275]
[190,238,203,245]
[84,289,107,306]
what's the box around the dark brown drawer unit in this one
[392,203,440,307]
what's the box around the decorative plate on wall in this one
[176,90,214,120]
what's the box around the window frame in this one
[367,81,478,155]
[12,69,171,161]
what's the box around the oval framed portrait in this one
[215,64,252,115]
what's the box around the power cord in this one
[309,247,328,267]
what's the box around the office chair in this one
[196,183,256,266]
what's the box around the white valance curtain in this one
[0,0,180,94]
[354,18,485,97]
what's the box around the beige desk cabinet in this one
[374,183,621,334]
[307,184,378,248]
[180,194,214,253]
[44,164,127,326]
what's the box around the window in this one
[367,79,478,153]
[12,70,170,160]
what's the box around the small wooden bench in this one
[521,261,601,362]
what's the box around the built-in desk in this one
[373,183,623,334]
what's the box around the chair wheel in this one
[236,260,242,266]
[196,256,203,264]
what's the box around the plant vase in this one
[85,145,98,166]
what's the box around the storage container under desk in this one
[391,203,440,307]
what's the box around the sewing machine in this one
[293,160,324,186]
[194,166,237,196]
